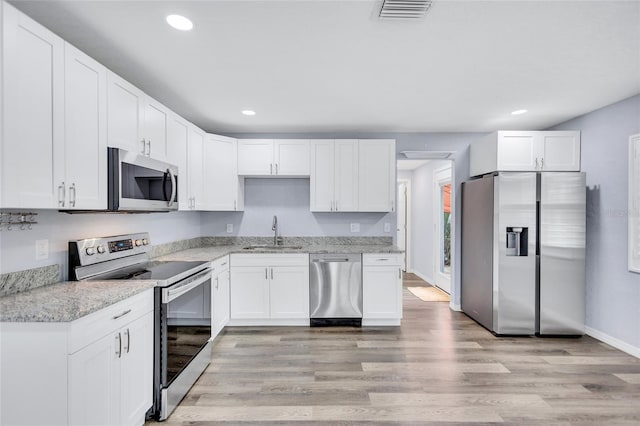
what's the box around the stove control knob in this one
[142,238,149,246]
[135,239,143,247]
[96,245,106,254]
[85,247,96,256]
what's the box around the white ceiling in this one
[10,0,640,135]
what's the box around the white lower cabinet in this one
[0,290,153,426]
[212,256,231,338]
[362,254,403,326]
[229,254,309,325]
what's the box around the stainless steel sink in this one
[242,245,303,250]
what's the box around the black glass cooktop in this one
[89,260,208,286]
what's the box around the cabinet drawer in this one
[211,256,229,273]
[231,253,309,267]
[362,253,402,266]
[68,289,154,354]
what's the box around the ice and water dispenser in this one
[506,227,528,256]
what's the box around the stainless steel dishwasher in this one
[309,254,362,326]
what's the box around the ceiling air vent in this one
[379,0,432,20]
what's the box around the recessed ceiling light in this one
[166,15,193,31]
[242,110,256,116]
[511,109,528,115]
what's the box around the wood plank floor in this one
[152,275,640,425]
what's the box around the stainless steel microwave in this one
[108,148,178,212]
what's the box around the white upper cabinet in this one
[470,131,581,177]
[107,71,170,161]
[310,139,395,212]
[358,139,395,212]
[187,125,205,210]
[237,139,310,176]
[167,114,189,210]
[202,134,243,211]
[142,96,169,161]
[107,71,145,155]
[1,3,64,208]
[63,43,107,210]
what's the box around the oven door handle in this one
[162,268,212,303]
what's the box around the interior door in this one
[434,166,452,293]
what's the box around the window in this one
[629,134,640,273]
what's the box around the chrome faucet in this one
[272,215,279,246]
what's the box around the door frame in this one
[433,163,453,294]
[397,179,411,272]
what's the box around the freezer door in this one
[539,172,586,335]
[461,177,495,331]
[495,173,537,335]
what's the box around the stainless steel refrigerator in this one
[461,172,586,336]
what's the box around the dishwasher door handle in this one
[312,258,352,263]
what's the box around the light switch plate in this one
[384,222,391,232]
[350,223,360,233]
[226,224,233,233]
[35,239,48,260]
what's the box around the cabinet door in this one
[120,312,153,426]
[213,269,231,337]
[363,266,403,319]
[496,132,539,171]
[334,139,359,212]
[167,115,189,210]
[143,96,169,160]
[540,131,580,171]
[270,266,310,319]
[187,126,204,209]
[203,135,238,210]
[230,266,270,319]
[310,140,335,212]
[64,43,107,210]
[274,140,310,176]
[107,71,145,155]
[237,139,274,175]
[358,139,395,212]
[2,3,64,208]
[68,332,119,426]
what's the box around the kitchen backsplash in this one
[0,264,60,297]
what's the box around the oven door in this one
[108,147,178,211]
[157,268,212,420]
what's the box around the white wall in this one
[0,210,201,279]
[550,94,640,353]
[200,178,394,237]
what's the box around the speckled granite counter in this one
[0,280,157,322]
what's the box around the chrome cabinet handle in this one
[535,157,539,170]
[398,268,402,279]
[270,268,274,280]
[140,139,146,155]
[265,268,268,280]
[146,140,151,156]
[58,182,65,207]
[234,200,237,211]
[540,157,544,170]
[123,328,130,353]
[335,201,338,212]
[69,183,76,207]
[215,276,219,290]
[275,163,279,175]
[270,163,273,175]
[112,309,132,320]
[115,332,122,358]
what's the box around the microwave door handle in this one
[167,168,177,207]
[162,172,169,203]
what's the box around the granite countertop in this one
[0,280,157,323]
[155,243,402,262]
[1,239,401,323]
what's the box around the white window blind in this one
[630,134,640,273]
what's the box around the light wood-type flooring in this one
[153,274,640,425]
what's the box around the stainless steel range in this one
[69,233,213,421]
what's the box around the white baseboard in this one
[585,326,640,359]
[449,302,462,312]
[408,269,434,285]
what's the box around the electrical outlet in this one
[350,223,360,233]
[35,239,48,260]
[384,222,391,232]
[226,224,233,233]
